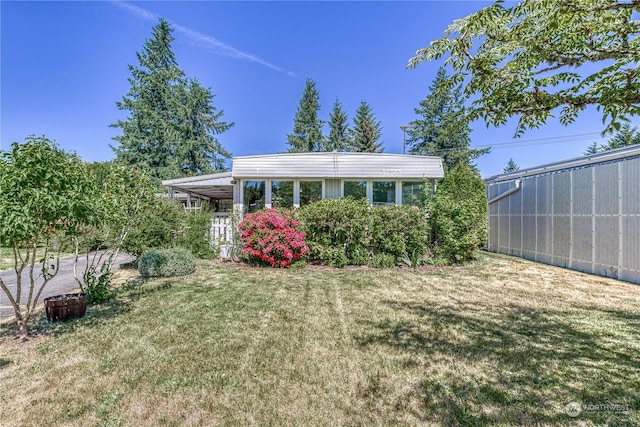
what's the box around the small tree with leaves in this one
[351,101,384,153]
[0,137,96,338]
[287,78,324,152]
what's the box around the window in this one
[271,180,294,208]
[243,181,265,213]
[343,181,367,200]
[373,181,396,205]
[300,181,322,206]
[402,181,429,206]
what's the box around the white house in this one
[162,152,444,214]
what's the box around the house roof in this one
[232,152,444,179]
[162,172,233,200]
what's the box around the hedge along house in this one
[485,145,640,284]
[163,152,444,214]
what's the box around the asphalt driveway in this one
[0,252,133,322]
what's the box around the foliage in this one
[138,247,196,278]
[239,209,309,268]
[174,207,216,259]
[111,18,232,180]
[503,158,520,173]
[0,136,96,338]
[297,197,372,266]
[123,198,185,259]
[351,101,384,153]
[584,123,640,154]
[287,78,324,152]
[408,0,640,136]
[324,99,352,151]
[407,67,489,169]
[298,198,430,267]
[72,162,156,304]
[428,163,487,262]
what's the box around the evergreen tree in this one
[583,123,640,155]
[407,67,488,170]
[503,158,520,173]
[286,78,324,152]
[584,141,601,156]
[323,99,352,151]
[601,123,640,151]
[175,78,233,175]
[111,18,232,180]
[351,101,384,153]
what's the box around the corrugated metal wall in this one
[487,156,640,284]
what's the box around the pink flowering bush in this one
[238,208,309,268]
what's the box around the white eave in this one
[485,144,640,183]
[232,152,444,179]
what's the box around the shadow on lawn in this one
[356,300,640,426]
[0,279,174,340]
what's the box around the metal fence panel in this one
[486,152,640,284]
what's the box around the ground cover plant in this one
[1,252,638,426]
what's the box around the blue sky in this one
[1,1,617,177]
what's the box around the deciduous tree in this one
[0,136,95,338]
[408,0,640,136]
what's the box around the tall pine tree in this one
[323,99,351,151]
[286,78,324,152]
[351,101,384,153]
[111,18,232,180]
[503,158,520,173]
[407,67,488,170]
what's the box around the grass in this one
[0,246,73,271]
[1,252,639,426]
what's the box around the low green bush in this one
[138,247,196,278]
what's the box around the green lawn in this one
[1,252,639,426]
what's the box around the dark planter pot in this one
[44,293,88,322]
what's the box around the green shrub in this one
[370,205,430,260]
[297,198,431,267]
[428,163,487,263]
[124,198,184,258]
[369,253,396,268]
[138,247,196,278]
[174,207,216,259]
[297,197,371,266]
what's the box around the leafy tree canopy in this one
[408,0,640,136]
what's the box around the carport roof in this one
[162,172,233,200]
